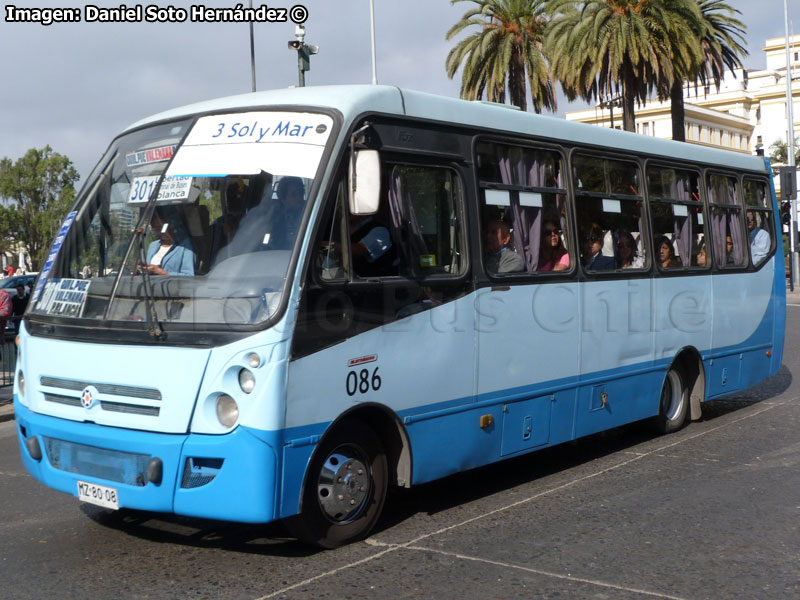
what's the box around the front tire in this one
[654,366,688,434]
[287,419,388,548]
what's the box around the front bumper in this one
[14,398,281,523]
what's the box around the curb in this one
[0,400,14,423]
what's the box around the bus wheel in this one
[654,367,688,434]
[289,420,388,548]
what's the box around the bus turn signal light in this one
[480,414,493,429]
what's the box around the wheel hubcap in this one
[317,447,371,523]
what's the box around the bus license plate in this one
[76,480,119,510]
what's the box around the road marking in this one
[396,544,689,600]
[0,470,28,477]
[257,395,794,600]
[257,547,397,599]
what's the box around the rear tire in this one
[287,420,387,548]
[654,366,688,434]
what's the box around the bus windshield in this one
[29,110,334,329]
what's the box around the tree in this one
[446,0,556,113]
[769,138,800,165]
[667,0,746,141]
[547,0,698,133]
[0,146,78,270]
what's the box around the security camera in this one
[288,40,302,50]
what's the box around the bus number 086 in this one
[346,367,381,396]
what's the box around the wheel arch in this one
[669,346,705,421]
[298,403,412,514]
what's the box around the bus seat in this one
[602,229,615,257]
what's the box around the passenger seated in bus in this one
[142,208,195,276]
[538,220,569,271]
[268,176,306,249]
[484,219,524,274]
[656,235,681,269]
[747,210,770,264]
[210,181,247,255]
[349,213,397,277]
[725,235,735,264]
[582,224,614,271]
[616,230,642,269]
[694,239,707,267]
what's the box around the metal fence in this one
[0,317,20,387]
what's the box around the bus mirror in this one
[348,150,380,215]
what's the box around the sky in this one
[1,0,798,187]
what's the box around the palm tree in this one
[445,0,556,113]
[546,0,684,132]
[667,0,747,141]
[769,138,800,165]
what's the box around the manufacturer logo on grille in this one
[80,386,98,409]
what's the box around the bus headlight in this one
[247,352,261,369]
[17,370,24,398]
[216,394,239,427]
[238,369,255,394]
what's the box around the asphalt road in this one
[1,310,798,599]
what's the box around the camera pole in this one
[288,25,318,87]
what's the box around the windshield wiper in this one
[108,188,166,341]
[136,218,166,341]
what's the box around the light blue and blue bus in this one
[14,86,785,547]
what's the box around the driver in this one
[142,208,195,276]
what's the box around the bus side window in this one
[476,142,570,276]
[708,174,746,268]
[397,166,466,278]
[743,178,774,267]
[647,166,707,270]
[348,165,466,280]
[572,154,646,272]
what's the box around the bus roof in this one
[126,84,767,174]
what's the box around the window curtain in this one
[711,208,744,266]
[755,183,766,207]
[727,180,737,205]
[712,209,727,265]
[511,148,542,271]
[722,178,744,265]
[728,211,744,265]
[557,193,568,253]
[498,152,513,187]
[637,209,646,263]
[673,174,692,266]
[673,216,691,267]
[510,198,540,270]
[387,169,428,274]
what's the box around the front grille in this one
[44,393,81,407]
[40,376,162,401]
[43,437,152,487]
[40,375,162,417]
[100,401,159,417]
